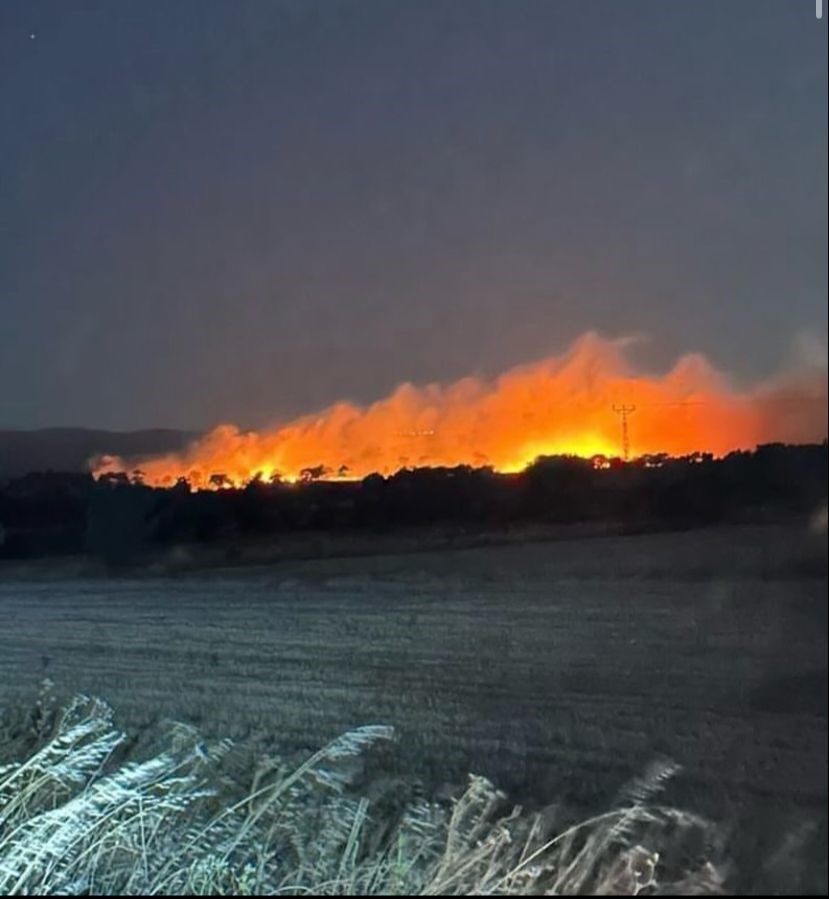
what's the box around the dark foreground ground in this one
[1,522,826,892]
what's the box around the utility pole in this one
[612,404,637,461]
[608,400,703,463]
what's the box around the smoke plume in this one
[93,333,828,487]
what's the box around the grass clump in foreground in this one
[0,692,727,895]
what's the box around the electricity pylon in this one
[610,400,705,461]
[612,404,637,461]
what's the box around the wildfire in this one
[93,333,827,488]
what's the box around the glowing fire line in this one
[92,333,827,489]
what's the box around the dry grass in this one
[0,688,727,896]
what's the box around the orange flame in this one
[93,333,827,488]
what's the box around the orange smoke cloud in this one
[93,333,827,488]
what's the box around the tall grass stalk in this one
[0,694,725,895]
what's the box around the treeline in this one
[0,444,826,566]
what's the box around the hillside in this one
[0,428,195,479]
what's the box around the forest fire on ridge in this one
[92,333,827,489]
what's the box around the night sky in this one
[1,0,826,431]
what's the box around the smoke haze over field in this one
[94,334,828,486]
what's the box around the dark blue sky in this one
[1,0,826,430]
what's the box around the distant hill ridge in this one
[0,428,196,479]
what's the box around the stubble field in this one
[1,522,827,890]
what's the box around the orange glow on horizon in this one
[92,333,827,489]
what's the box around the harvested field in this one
[2,523,827,891]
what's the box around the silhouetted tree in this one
[1,445,825,560]
[300,465,330,483]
